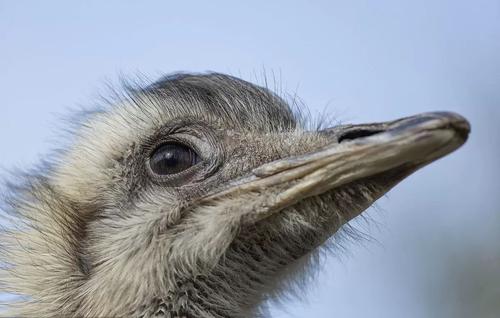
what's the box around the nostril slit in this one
[338,129,384,143]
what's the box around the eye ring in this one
[148,142,200,176]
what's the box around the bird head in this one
[1,73,469,317]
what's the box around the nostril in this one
[338,129,384,143]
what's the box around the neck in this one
[141,227,322,318]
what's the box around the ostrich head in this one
[0,73,469,317]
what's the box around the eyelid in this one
[147,134,200,159]
[166,133,211,161]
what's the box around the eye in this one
[149,142,200,175]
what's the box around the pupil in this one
[150,143,198,175]
[162,151,178,166]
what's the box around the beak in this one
[203,112,470,223]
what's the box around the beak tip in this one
[430,111,471,142]
[395,111,470,143]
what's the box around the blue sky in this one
[1,1,499,317]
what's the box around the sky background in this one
[1,1,499,317]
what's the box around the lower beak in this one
[205,112,470,223]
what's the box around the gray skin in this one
[0,73,470,318]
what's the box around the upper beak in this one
[204,112,470,223]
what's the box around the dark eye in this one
[149,143,200,175]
